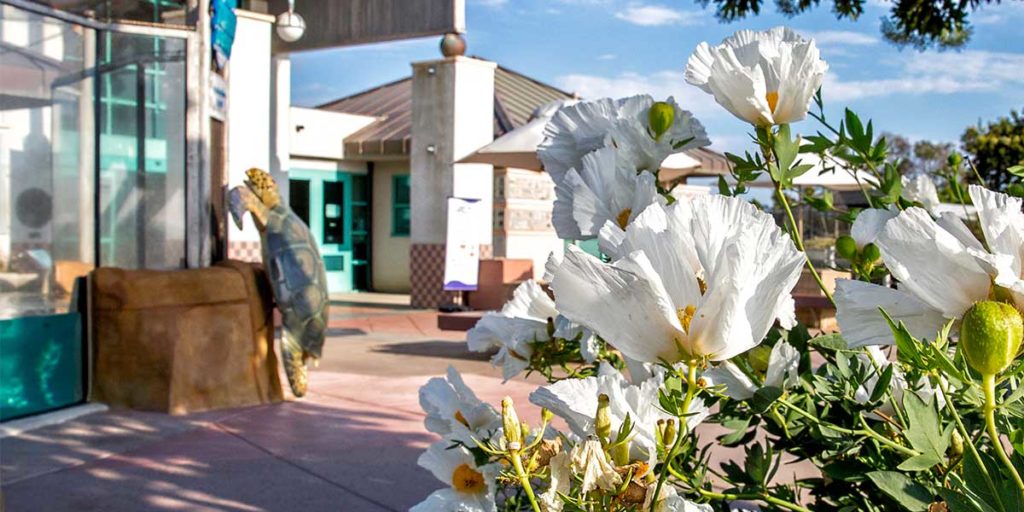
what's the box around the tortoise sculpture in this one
[228,168,329,397]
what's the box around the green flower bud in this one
[502,397,522,448]
[748,345,772,373]
[861,243,881,263]
[835,235,857,260]
[950,429,964,458]
[960,301,1024,376]
[948,152,963,168]
[610,439,630,466]
[648,101,675,141]
[541,408,554,425]
[663,418,677,447]
[595,393,612,444]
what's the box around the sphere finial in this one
[440,33,466,57]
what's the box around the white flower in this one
[551,196,804,364]
[685,27,828,126]
[419,366,501,443]
[902,174,941,212]
[538,95,710,184]
[553,145,665,239]
[850,208,898,249]
[644,484,714,512]
[412,442,500,512]
[540,451,571,512]
[570,439,622,493]
[702,341,800,400]
[529,366,708,468]
[835,186,1024,347]
[553,315,600,363]
[467,280,557,380]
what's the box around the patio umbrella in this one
[458,99,577,171]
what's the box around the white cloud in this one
[474,0,508,6]
[555,70,721,119]
[803,30,878,46]
[597,53,617,60]
[614,4,704,26]
[824,50,1024,102]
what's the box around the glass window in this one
[97,31,187,269]
[392,174,411,237]
[27,1,192,27]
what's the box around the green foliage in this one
[962,109,1024,191]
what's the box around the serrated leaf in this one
[751,386,783,414]
[867,471,932,511]
[902,393,949,470]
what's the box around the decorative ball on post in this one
[440,32,466,57]
[276,0,306,43]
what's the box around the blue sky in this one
[291,0,1024,155]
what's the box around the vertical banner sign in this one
[211,0,237,70]
[443,197,484,291]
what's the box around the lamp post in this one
[275,0,305,43]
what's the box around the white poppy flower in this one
[702,341,800,400]
[467,280,558,380]
[538,95,710,184]
[553,315,600,363]
[539,451,571,512]
[850,208,898,248]
[529,366,708,468]
[644,484,714,512]
[419,366,501,443]
[570,439,622,493]
[412,442,500,512]
[902,174,941,212]
[552,145,664,240]
[685,27,828,126]
[552,196,804,364]
[835,188,1024,347]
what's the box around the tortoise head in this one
[244,168,281,208]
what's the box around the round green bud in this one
[748,345,772,373]
[648,101,675,141]
[861,243,881,263]
[835,235,857,260]
[948,152,963,168]
[960,300,1024,376]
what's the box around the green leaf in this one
[867,471,933,511]
[719,417,752,446]
[879,308,921,363]
[810,333,848,352]
[717,175,733,196]
[901,393,949,470]
[751,386,783,414]
[869,364,895,404]
[1011,429,1024,456]
[938,488,988,512]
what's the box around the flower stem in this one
[667,463,811,512]
[650,364,698,512]
[775,398,921,457]
[510,451,542,512]
[774,182,835,306]
[938,377,1006,510]
[982,373,1024,493]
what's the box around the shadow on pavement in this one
[373,340,492,361]
[2,399,440,512]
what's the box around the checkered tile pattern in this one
[228,241,263,263]
[410,243,494,309]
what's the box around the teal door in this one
[288,170,370,292]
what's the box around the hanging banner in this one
[211,0,237,70]
[443,197,484,291]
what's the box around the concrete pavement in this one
[1,294,547,512]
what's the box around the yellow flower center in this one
[616,208,632,229]
[452,463,486,493]
[766,91,779,114]
[454,410,469,427]
[697,277,707,296]
[676,304,697,334]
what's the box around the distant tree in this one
[962,109,1024,191]
[880,132,953,176]
[693,0,1012,49]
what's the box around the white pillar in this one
[270,55,291,203]
[409,56,495,308]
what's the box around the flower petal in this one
[702,362,757,400]
[850,208,897,248]
[834,279,948,347]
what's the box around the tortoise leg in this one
[281,329,308,397]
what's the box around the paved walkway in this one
[0,295,547,512]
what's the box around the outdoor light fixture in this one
[276,0,305,43]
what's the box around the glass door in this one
[289,170,370,293]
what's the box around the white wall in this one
[372,161,411,292]
[226,10,273,243]
[289,107,377,161]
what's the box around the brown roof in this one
[319,63,575,158]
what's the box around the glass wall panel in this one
[0,4,95,319]
[0,4,94,420]
[28,1,192,27]
[97,31,186,269]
